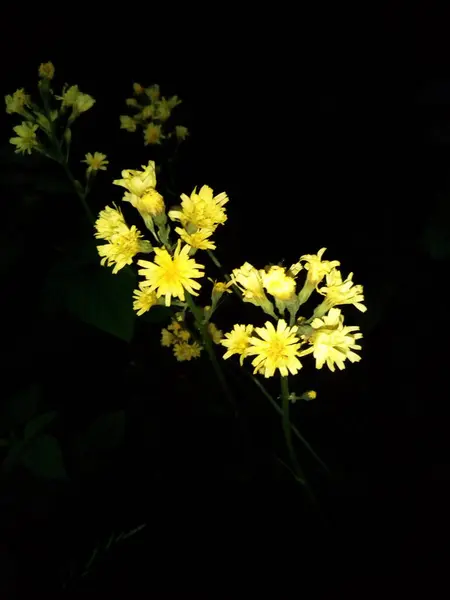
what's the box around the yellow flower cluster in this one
[222,249,366,377]
[119,82,187,146]
[95,205,152,274]
[161,317,202,362]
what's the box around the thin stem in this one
[185,293,237,414]
[249,373,329,473]
[280,377,306,483]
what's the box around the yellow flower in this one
[177,329,191,342]
[127,189,165,217]
[154,98,171,121]
[82,152,109,174]
[39,62,55,80]
[169,185,229,231]
[173,341,202,361]
[303,307,363,372]
[58,85,80,107]
[175,125,189,141]
[137,241,205,306]
[133,83,145,95]
[168,96,182,109]
[74,93,95,114]
[261,265,296,300]
[140,105,154,120]
[113,161,157,196]
[95,205,128,241]
[133,284,159,316]
[175,227,216,250]
[5,89,30,114]
[221,324,254,365]
[317,269,367,313]
[120,115,137,132]
[126,98,139,108]
[231,262,275,316]
[210,280,233,295]
[145,84,160,102]
[247,320,303,378]
[299,248,340,286]
[9,122,39,154]
[167,320,182,333]
[144,123,163,145]
[161,328,175,347]
[98,225,150,274]
[208,322,223,344]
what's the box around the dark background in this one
[1,7,450,596]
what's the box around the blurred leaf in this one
[77,410,126,455]
[5,384,41,429]
[42,239,137,341]
[24,410,57,440]
[21,434,67,480]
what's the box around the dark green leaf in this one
[24,411,57,440]
[21,434,67,480]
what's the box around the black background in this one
[1,7,450,597]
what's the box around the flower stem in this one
[185,293,237,414]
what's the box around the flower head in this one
[5,89,30,115]
[74,92,95,114]
[133,82,145,95]
[175,227,216,250]
[9,122,39,154]
[161,328,175,347]
[120,115,137,132]
[140,105,154,120]
[169,185,229,231]
[126,98,139,108]
[221,324,254,365]
[305,307,363,371]
[247,320,303,378]
[95,205,128,241]
[130,189,165,217]
[144,123,163,145]
[133,284,159,316]
[113,161,157,196]
[145,84,160,102]
[39,62,55,80]
[58,85,80,107]
[210,280,233,295]
[261,265,296,300]
[318,269,367,313]
[98,225,150,274]
[208,322,223,344]
[154,98,171,121]
[175,125,189,141]
[231,263,275,317]
[137,241,205,306]
[82,152,109,174]
[299,248,340,286]
[173,341,202,361]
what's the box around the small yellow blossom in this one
[177,329,191,342]
[144,123,163,145]
[154,98,171,121]
[145,84,160,102]
[133,285,159,316]
[133,83,145,95]
[302,307,363,371]
[169,185,229,231]
[231,262,275,316]
[317,269,367,314]
[9,122,39,154]
[175,125,189,141]
[175,227,216,250]
[113,161,157,196]
[5,89,30,114]
[82,152,109,174]
[168,320,182,333]
[126,98,139,108]
[247,320,303,378]
[129,189,165,217]
[39,62,55,80]
[210,280,233,295]
[58,85,80,107]
[74,92,95,114]
[98,225,150,274]
[261,265,296,301]
[95,205,127,241]
[221,324,254,365]
[300,248,340,286]
[140,105,154,120]
[161,328,175,347]
[137,241,205,306]
[208,322,223,344]
[120,115,137,132]
[173,341,202,361]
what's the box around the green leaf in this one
[5,384,41,428]
[21,434,67,480]
[42,239,137,342]
[24,411,57,440]
[78,410,126,455]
